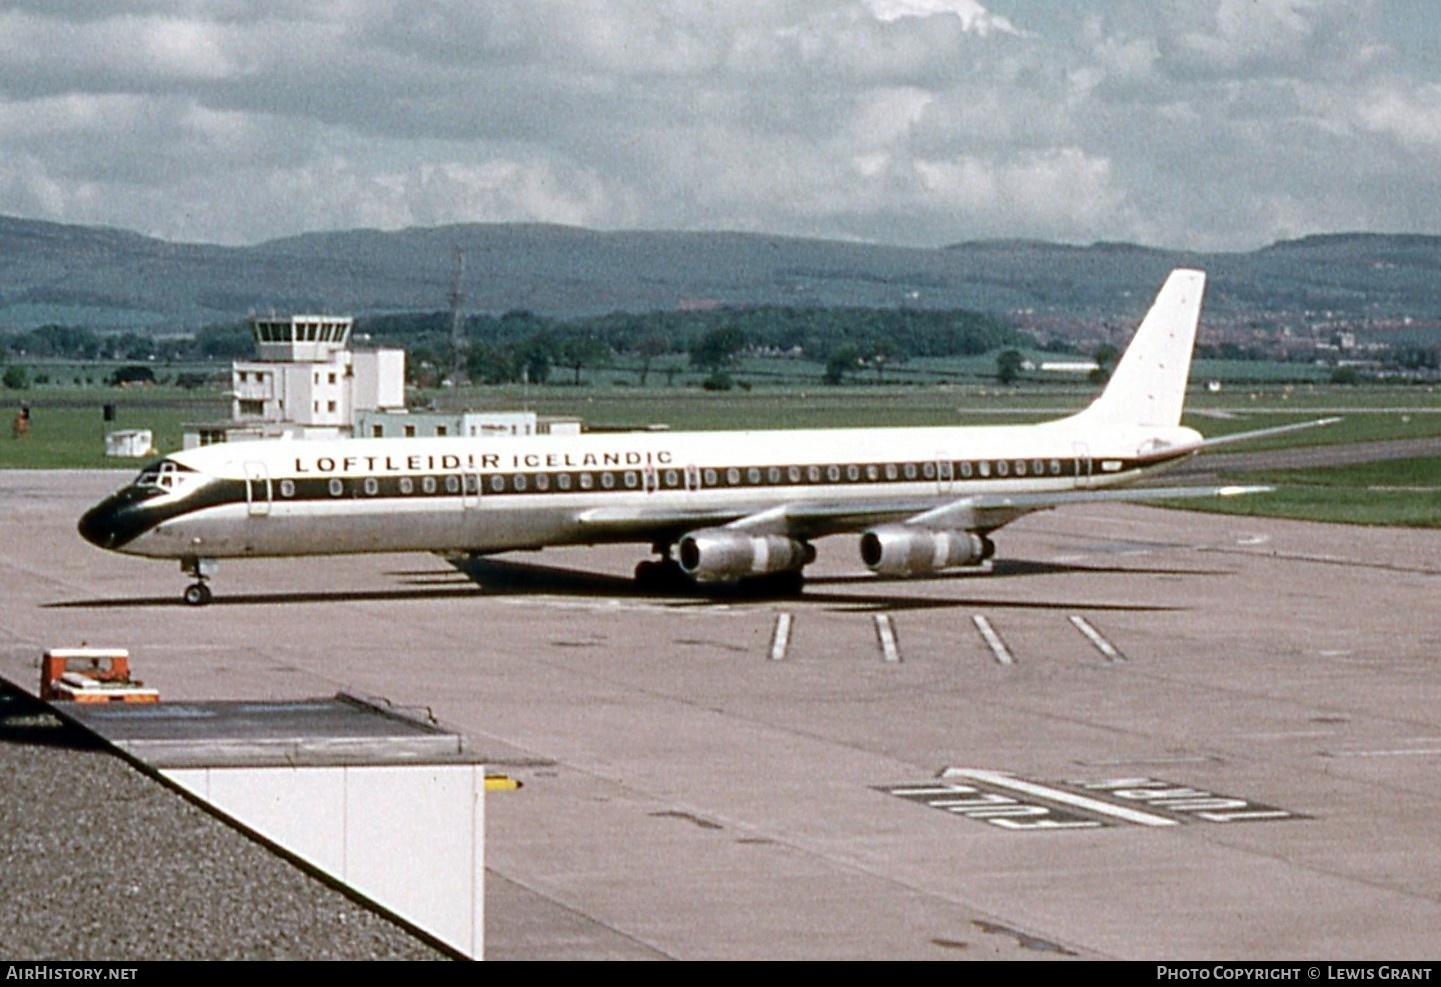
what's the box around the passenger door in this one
[244,461,272,517]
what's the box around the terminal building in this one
[184,315,578,448]
[356,409,579,440]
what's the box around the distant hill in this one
[1,214,1439,331]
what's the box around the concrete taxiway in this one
[4,469,1441,959]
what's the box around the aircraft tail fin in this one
[1078,268,1206,429]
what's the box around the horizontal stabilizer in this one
[1193,417,1341,451]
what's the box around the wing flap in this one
[909,483,1271,533]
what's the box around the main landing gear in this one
[181,555,217,607]
[751,568,805,598]
[633,551,807,598]
[634,556,689,592]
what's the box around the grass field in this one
[3,378,1440,528]
[1187,457,1441,528]
[0,396,208,469]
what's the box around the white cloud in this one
[1355,84,1441,150]
[0,0,1436,250]
[914,147,1125,232]
[861,0,1018,35]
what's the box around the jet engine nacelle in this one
[677,528,814,583]
[859,525,993,577]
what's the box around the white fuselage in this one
[90,416,1201,561]
[77,268,1225,602]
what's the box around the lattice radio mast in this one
[449,247,467,385]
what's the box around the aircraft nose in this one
[78,490,153,551]
[78,500,120,549]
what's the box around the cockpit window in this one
[134,459,195,492]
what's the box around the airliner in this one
[79,269,1331,605]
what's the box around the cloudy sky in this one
[1,0,1438,251]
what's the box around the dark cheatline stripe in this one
[262,453,1177,504]
[83,449,1188,550]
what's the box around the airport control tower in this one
[224,314,405,439]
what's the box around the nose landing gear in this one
[181,555,217,606]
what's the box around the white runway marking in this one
[942,769,1179,827]
[874,614,900,663]
[1325,746,1441,758]
[769,612,793,661]
[1069,615,1127,663]
[971,615,1013,665]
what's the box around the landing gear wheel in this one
[180,556,217,606]
[635,557,687,592]
[752,569,805,598]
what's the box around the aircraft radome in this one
[79,269,1333,605]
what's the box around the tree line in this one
[0,323,255,362]
[359,305,1028,386]
[0,305,1034,390]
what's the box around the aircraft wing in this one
[574,505,750,543]
[575,498,934,542]
[576,484,1270,543]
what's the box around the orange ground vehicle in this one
[40,648,159,703]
